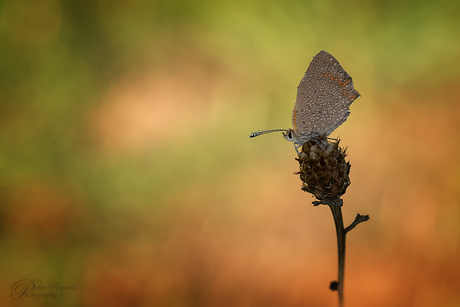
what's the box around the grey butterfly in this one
[250,50,360,153]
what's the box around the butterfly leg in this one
[294,143,302,155]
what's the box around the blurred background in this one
[1,0,460,306]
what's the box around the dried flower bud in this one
[296,134,351,203]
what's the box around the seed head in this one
[296,134,351,203]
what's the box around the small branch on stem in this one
[345,214,370,234]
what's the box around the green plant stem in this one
[329,204,346,307]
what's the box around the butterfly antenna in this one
[249,129,289,138]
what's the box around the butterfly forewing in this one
[293,50,360,140]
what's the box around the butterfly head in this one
[282,129,296,143]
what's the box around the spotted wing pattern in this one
[292,50,360,142]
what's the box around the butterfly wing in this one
[292,50,360,140]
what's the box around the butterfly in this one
[250,50,360,153]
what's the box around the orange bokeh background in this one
[1,0,460,306]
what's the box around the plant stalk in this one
[329,204,346,307]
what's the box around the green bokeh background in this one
[1,0,460,306]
